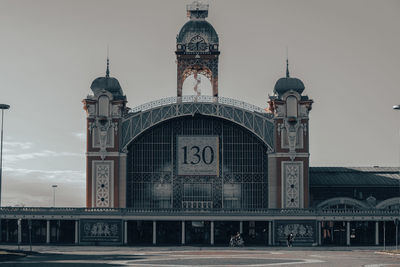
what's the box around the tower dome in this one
[90,58,125,100]
[175,1,220,98]
[176,1,219,53]
[274,60,305,96]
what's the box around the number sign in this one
[177,136,219,176]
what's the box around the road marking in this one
[309,254,325,258]
[112,257,324,267]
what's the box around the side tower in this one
[176,1,220,97]
[83,60,127,208]
[268,61,313,208]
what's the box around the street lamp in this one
[393,104,400,250]
[0,104,10,207]
[52,185,58,207]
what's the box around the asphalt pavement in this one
[0,245,399,266]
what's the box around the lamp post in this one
[52,185,58,207]
[0,104,10,207]
[393,105,400,250]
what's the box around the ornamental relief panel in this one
[112,105,120,117]
[282,162,303,208]
[93,161,114,208]
[275,221,316,244]
[80,220,122,243]
[277,121,307,160]
[280,127,304,150]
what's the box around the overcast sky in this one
[1,0,400,207]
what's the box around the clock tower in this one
[176,1,220,98]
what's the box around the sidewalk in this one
[1,244,399,253]
[0,249,27,261]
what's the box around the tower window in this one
[98,96,109,117]
[286,96,297,118]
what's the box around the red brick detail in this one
[275,157,309,208]
[86,156,92,208]
[276,158,282,208]
[86,156,120,208]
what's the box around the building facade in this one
[0,2,399,246]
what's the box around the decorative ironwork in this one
[177,58,219,97]
[122,96,274,151]
[129,96,268,114]
[126,116,268,211]
[1,207,399,219]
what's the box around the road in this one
[0,245,399,266]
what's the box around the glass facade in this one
[126,115,268,210]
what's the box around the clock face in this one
[187,35,208,52]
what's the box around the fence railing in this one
[0,207,399,217]
[129,95,268,114]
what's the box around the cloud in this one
[2,174,85,207]
[3,167,85,183]
[1,138,86,206]
[4,141,33,149]
[73,132,86,141]
[4,150,83,163]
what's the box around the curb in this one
[375,251,400,257]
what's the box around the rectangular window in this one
[223,183,241,209]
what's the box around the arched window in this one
[98,96,109,117]
[286,96,297,118]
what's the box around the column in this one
[268,221,272,246]
[383,221,386,250]
[375,221,379,246]
[124,221,128,245]
[17,219,22,244]
[46,220,50,244]
[239,221,243,234]
[396,219,399,250]
[318,221,322,246]
[210,221,214,245]
[6,220,9,242]
[152,221,157,245]
[346,221,350,246]
[74,220,79,245]
[181,221,185,245]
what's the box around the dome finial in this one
[187,1,209,19]
[106,46,110,78]
[286,59,290,78]
[286,47,290,78]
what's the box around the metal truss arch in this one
[316,197,370,210]
[375,197,400,209]
[121,96,274,151]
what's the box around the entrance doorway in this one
[242,221,268,245]
[185,221,210,245]
[321,221,346,246]
[157,221,181,245]
[214,221,239,245]
[127,221,153,245]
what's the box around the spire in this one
[105,45,110,78]
[106,57,110,78]
[286,58,290,78]
[286,47,290,78]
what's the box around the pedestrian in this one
[287,233,294,247]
